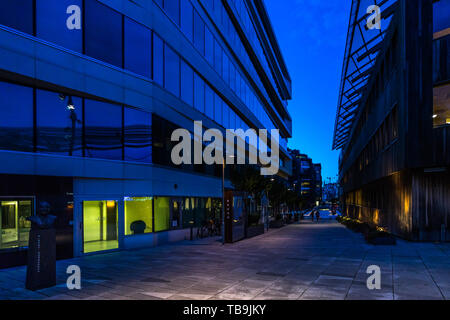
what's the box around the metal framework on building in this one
[333,0,398,150]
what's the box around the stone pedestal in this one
[26,228,56,291]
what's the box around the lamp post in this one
[222,155,234,245]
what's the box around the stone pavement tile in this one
[299,285,348,300]
[254,288,302,300]
[45,294,79,300]
[168,293,213,300]
[345,283,394,300]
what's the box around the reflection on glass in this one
[37,90,83,156]
[85,99,123,160]
[0,0,33,34]
[83,201,118,253]
[124,108,152,163]
[0,82,34,152]
[124,197,153,236]
[0,199,33,250]
[433,84,450,127]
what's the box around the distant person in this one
[315,209,320,222]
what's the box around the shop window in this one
[0,199,33,250]
[36,90,83,156]
[124,17,152,78]
[0,81,34,153]
[124,107,152,163]
[154,197,170,232]
[36,0,83,52]
[85,0,123,68]
[124,197,153,235]
[433,83,450,127]
[0,0,33,35]
[85,99,123,160]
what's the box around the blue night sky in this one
[265,0,352,181]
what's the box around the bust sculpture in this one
[27,201,57,230]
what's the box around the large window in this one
[164,44,180,97]
[0,82,34,152]
[194,73,205,113]
[85,99,123,160]
[165,0,180,26]
[36,90,83,156]
[214,93,222,125]
[85,0,123,68]
[433,84,450,127]
[433,0,450,34]
[181,60,194,106]
[193,10,205,55]
[0,199,33,250]
[36,0,83,52]
[205,84,214,120]
[124,107,152,163]
[154,197,170,232]
[0,0,33,35]
[153,33,164,86]
[124,197,153,235]
[180,0,193,41]
[205,27,214,65]
[124,17,152,78]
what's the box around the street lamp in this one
[222,155,235,245]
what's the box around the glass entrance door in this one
[83,200,118,253]
[0,199,33,250]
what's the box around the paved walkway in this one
[1,221,449,300]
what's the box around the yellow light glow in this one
[106,201,116,208]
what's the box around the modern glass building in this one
[334,0,450,241]
[0,0,292,267]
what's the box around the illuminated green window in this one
[124,197,153,236]
[154,197,170,232]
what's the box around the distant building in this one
[333,0,449,241]
[323,182,339,203]
[289,149,321,208]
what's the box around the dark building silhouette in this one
[289,149,322,208]
[333,0,450,241]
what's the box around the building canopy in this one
[333,0,398,150]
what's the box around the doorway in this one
[83,200,118,253]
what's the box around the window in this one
[181,60,194,106]
[164,44,180,97]
[214,93,222,124]
[0,82,34,152]
[85,0,123,68]
[205,84,214,120]
[222,53,229,84]
[124,107,152,163]
[433,36,450,83]
[36,0,83,52]
[124,17,152,78]
[180,0,193,41]
[85,99,123,160]
[433,0,450,34]
[433,83,450,127]
[165,0,180,26]
[154,197,170,232]
[36,90,83,156]
[193,10,205,55]
[222,102,230,128]
[214,40,223,75]
[153,33,164,86]
[194,73,205,113]
[205,27,214,65]
[124,197,153,235]
[0,199,33,250]
[0,0,33,35]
